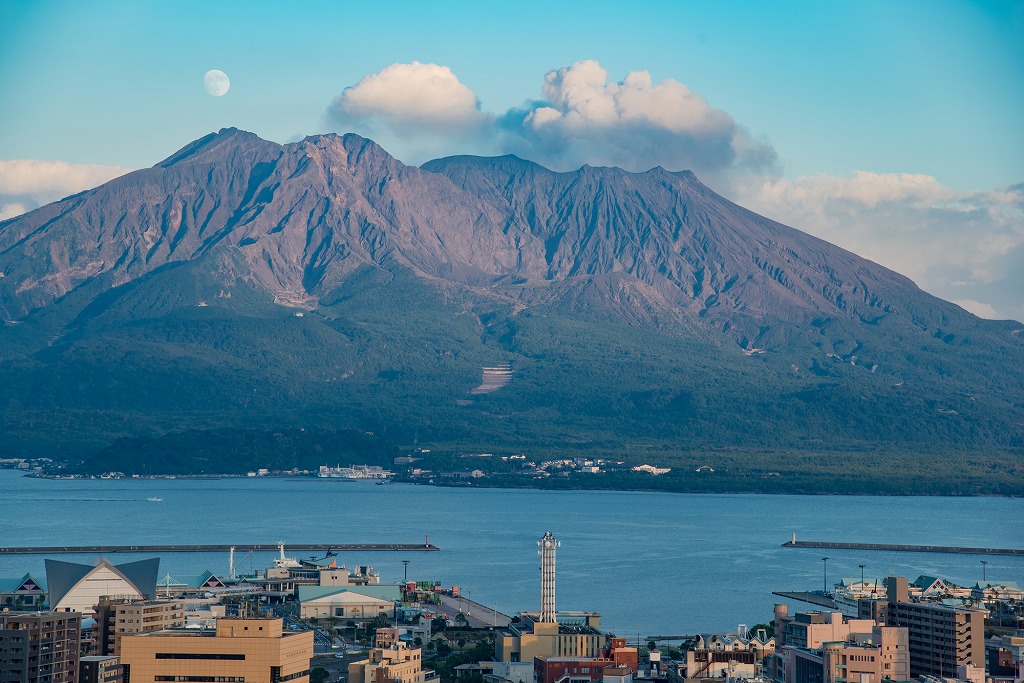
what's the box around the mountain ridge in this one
[0,129,1021,473]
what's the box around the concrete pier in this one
[0,543,439,555]
[783,539,1024,556]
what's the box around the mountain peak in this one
[156,127,278,168]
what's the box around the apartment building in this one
[91,599,184,656]
[858,576,984,677]
[348,629,437,683]
[821,626,909,683]
[0,611,81,683]
[78,656,121,683]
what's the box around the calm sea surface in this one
[1,469,1022,637]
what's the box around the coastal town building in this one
[766,605,909,683]
[0,611,82,683]
[297,584,400,619]
[821,626,909,683]
[496,533,636,666]
[78,656,121,683]
[857,575,985,677]
[348,628,437,683]
[774,606,874,649]
[90,598,184,656]
[672,629,775,680]
[0,574,47,611]
[118,617,312,683]
[45,559,159,618]
[154,571,228,598]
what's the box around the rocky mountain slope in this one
[1,129,1021,466]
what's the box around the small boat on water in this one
[146,496,163,502]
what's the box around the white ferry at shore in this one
[318,464,395,480]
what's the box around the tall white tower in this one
[538,531,559,623]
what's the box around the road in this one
[433,593,511,628]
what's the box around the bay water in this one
[1,469,1022,638]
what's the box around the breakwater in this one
[783,539,1024,556]
[0,543,439,555]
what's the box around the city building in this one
[91,598,185,656]
[153,571,228,599]
[0,611,82,683]
[972,580,1024,603]
[496,532,632,664]
[821,626,909,683]
[0,574,47,611]
[674,629,775,680]
[78,656,121,683]
[118,617,312,683]
[533,640,639,683]
[246,558,379,601]
[495,612,608,663]
[297,585,400,619]
[988,631,1024,683]
[45,559,159,617]
[774,607,874,649]
[348,628,437,683]
[766,605,909,683]
[857,576,985,677]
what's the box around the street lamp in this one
[403,560,410,583]
[822,557,830,595]
[859,564,866,590]
[981,560,988,582]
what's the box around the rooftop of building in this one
[0,573,47,592]
[297,584,402,602]
[536,656,616,662]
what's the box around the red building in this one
[534,638,638,683]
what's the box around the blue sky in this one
[1,0,1022,318]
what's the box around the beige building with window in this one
[119,618,312,683]
[348,629,437,683]
[496,613,606,662]
[821,626,909,683]
[92,598,185,656]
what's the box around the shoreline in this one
[11,469,1022,498]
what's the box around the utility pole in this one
[822,557,830,595]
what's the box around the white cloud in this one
[508,60,770,178]
[325,59,775,180]
[733,174,1024,320]
[0,160,129,220]
[328,61,490,136]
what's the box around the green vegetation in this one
[3,265,1022,495]
[73,428,398,476]
[425,635,494,683]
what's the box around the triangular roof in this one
[45,557,159,608]
[0,573,47,592]
[302,591,394,607]
[297,584,401,603]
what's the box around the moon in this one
[203,70,230,97]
